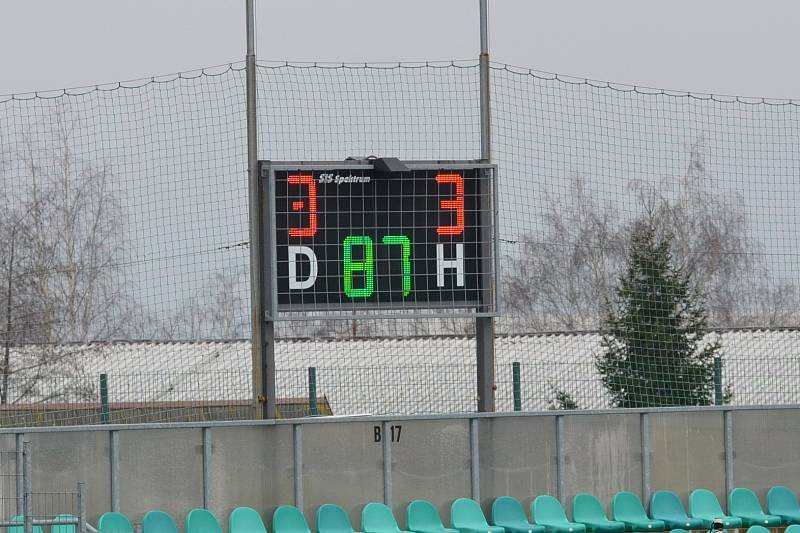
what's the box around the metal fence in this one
[2,59,800,423]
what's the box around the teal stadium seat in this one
[407,500,458,533]
[649,492,703,530]
[746,526,771,533]
[729,488,782,527]
[143,511,179,533]
[668,529,689,533]
[273,506,313,533]
[492,496,545,533]
[531,495,586,533]
[610,492,665,532]
[786,525,800,533]
[362,502,409,533]
[186,509,223,533]
[767,486,800,524]
[317,504,359,533]
[688,489,742,529]
[7,515,44,533]
[52,514,78,533]
[451,498,504,533]
[99,512,134,533]
[571,494,625,533]
[230,507,268,533]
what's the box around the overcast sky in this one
[2,1,799,99]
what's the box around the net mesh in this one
[0,60,799,424]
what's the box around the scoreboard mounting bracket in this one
[259,159,498,320]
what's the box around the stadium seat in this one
[786,525,800,533]
[362,502,409,533]
[52,514,79,533]
[668,529,689,533]
[186,509,223,533]
[317,503,358,533]
[451,498,505,533]
[7,515,44,533]
[572,494,625,533]
[746,526,770,533]
[531,495,586,533]
[729,488,782,527]
[649,491,703,530]
[407,500,458,533]
[98,512,134,533]
[143,511,179,533]
[688,489,743,529]
[230,507,268,533]
[767,486,800,524]
[610,492,665,532]
[273,505,312,533]
[491,496,545,533]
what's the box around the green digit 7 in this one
[343,235,374,298]
[382,234,412,297]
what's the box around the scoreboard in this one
[260,159,497,317]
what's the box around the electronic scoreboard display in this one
[261,160,497,317]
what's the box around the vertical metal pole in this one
[512,362,521,411]
[293,424,304,509]
[246,0,274,419]
[202,427,213,510]
[308,367,318,416]
[724,410,734,494]
[714,357,723,406]
[16,433,23,517]
[78,482,86,533]
[476,0,495,413]
[23,441,31,533]
[382,421,392,507]
[100,373,109,424]
[555,416,566,504]
[110,430,120,512]
[469,418,480,501]
[640,413,651,503]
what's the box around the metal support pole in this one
[110,431,120,512]
[246,0,274,419]
[78,482,86,533]
[469,418,480,501]
[476,0,495,413]
[23,441,31,533]
[16,433,23,517]
[308,367,318,416]
[202,427,213,510]
[724,410,734,494]
[640,413,651,504]
[382,421,392,507]
[512,362,521,411]
[555,416,566,504]
[293,424,304,509]
[714,357,723,406]
[100,373,109,424]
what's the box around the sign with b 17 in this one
[260,159,497,317]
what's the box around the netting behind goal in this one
[0,60,799,424]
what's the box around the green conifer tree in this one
[596,223,720,407]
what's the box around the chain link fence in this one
[1,60,800,423]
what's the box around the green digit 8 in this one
[382,234,412,297]
[343,235,374,298]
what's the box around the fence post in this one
[512,362,521,411]
[16,433,23,517]
[78,482,86,533]
[308,367,318,416]
[100,373,109,423]
[23,440,31,533]
[714,356,723,405]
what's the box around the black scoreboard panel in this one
[266,162,495,314]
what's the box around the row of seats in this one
[85,486,800,533]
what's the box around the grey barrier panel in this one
[477,416,557,515]
[209,425,294,520]
[561,413,642,513]
[27,431,111,524]
[731,408,800,499]
[118,428,203,525]
[390,418,471,528]
[649,411,725,505]
[301,421,383,531]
